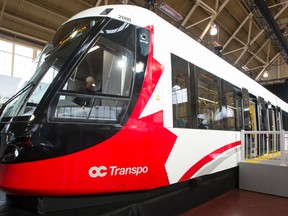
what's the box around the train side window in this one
[249,96,258,131]
[234,88,243,130]
[263,104,270,130]
[196,67,220,130]
[276,107,282,131]
[258,96,267,130]
[269,104,277,131]
[220,81,238,130]
[242,88,251,130]
[171,54,191,128]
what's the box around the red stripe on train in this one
[178,141,241,182]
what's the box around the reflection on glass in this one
[53,19,136,123]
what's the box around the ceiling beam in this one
[255,53,281,81]
[245,38,270,65]
[222,15,251,50]
[250,0,288,63]
[185,16,211,30]
[246,49,267,65]
[233,1,288,76]
[232,2,287,66]
[199,0,230,40]
[234,16,253,64]
[96,0,109,7]
[181,1,199,27]
[0,26,47,45]
[3,11,56,33]
[0,0,7,22]
[199,0,217,14]
[21,0,70,20]
[222,47,244,56]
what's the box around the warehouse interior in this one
[0,0,288,215]
[0,0,288,80]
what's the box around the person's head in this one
[85,76,96,91]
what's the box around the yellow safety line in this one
[244,151,288,164]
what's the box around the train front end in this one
[0,6,174,196]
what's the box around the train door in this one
[263,102,271,154]
[249,101,257,131]
[269,105,278,152]
[269,105,276,131]
[249,100,258,157]
[258,97,269,155]
[242,88,253,158]
[258,97,269,131]
[276,107,282,131]
[242,88,261,158]
[234,88,243,130]
[282,111,288,131]
[242,88,251,130]
[242,89,257,131]
[275,107,282,152]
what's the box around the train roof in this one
[66,5,288,112]
[67,5,157,27]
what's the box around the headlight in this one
[1,137,31,163]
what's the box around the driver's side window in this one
[53,39,132,121]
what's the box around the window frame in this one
[171,53,243,131]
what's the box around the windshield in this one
[0,18,106,118]
[52,19,140,123]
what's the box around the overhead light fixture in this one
[263,71,268,78]
[158,2,183,22]
[210,24,218,36]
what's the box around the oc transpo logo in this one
[89,165,148,178]
[89,166,108,178]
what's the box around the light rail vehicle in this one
[0,5,287,203]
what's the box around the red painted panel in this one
[0,25,177,196]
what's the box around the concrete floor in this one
[182,189,288,216]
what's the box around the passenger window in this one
[171,56,240,131]
[196,67,220,129]
[242,88,251,130]
[234,88,243,130]
[220,81,237,130]
[171,54,191,128]
[258,97,269,131]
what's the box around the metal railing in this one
[241,130,288,166]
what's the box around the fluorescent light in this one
[158,2,183,22]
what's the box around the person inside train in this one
[214,105,234,121]
[198,117,207,129]
[73,76,98,107]
[197,113,209,129]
